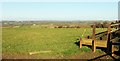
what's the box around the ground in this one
[2,27,119,59]
[2,51,120,59]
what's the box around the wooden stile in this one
[79,21,120,54]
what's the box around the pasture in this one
[2,26,107,59]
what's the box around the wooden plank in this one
[111,23,120,26]
[112,42,120,45]
[81,38,107,48]
[82,43,107,48]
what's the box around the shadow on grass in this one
[88,52,120,61]
[74,40,120,60]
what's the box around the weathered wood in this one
[112,42,120,56]
[107,23,111,53]
[79,38,82,48]
[92,23,96,52]
[118,24,120,29]
[109,41,115,56]
[111,23,120,26]
[112,44,115,56]
[112,42,120,45]
[118,43,120,52]
[92,40,96,52]
[92,24,96,40]
[106,23,120,55]
[79,21,120,54]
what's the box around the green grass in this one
[2,27,106,58]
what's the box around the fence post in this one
[109,41,114,56]
[107,23,111,53]
[80,38,82,48]
[119,24,120,30]
[92,23,96,52]
[111,42,115,56]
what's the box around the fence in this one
[79,21,120,55]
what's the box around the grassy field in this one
[2,27,107,58]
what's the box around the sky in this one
[1,0,119,21]
[1,0,120,2]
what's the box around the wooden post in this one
[80,38,82,48]
[107,23,111,53]
[92,40,96,52]
[111,43,115,56]
[109,41,114,56]
[118,24,120,30]
[118,40,120,52]
[92,23,96,52]
[118,43,120,54]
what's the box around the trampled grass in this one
[2,27,107,58]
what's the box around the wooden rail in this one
[112,42,120,45]
[79,20,120,53]
[79,22,97,52]
[106,21,120,56]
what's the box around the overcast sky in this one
[1,0,119,21]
